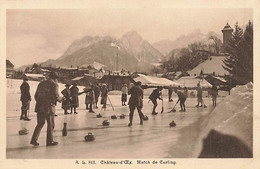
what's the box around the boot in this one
[128,113,133,127]
[20,114,23,120]
[23,110,31,121]
[20,107,24,120]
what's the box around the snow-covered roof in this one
[25,73,45,78]
[134,74,179,87]
[71,76,84,81]
[175,76,212,88]
[213,76,227,83]
[187,56,228,76]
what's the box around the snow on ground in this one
[192,82,253,157]
[7,79,243,159]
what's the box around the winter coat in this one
[128,85,143,108]
[70,86,79,107]
[83,88,95,104]
[34,79,62,114]
[61,88,71,109]
[197,86,203,97]
[211,86,218,97]
[100,86,108,105]
[20,81,31,102]
[149,88,161,101]
[121,86,128,94]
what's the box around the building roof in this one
[71,76,84,81]
[187,56,228,76]
[175,76,212,88]
[134,74,179,87]
[25,73,45,78]
[6,60,14,68]
[222,22,233,31]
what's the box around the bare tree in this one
[209,36,222,54]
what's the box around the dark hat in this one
[23,75,28,81]
[158,86,163,90]
[73,82,77,86]
[48,72,59,79]
[136,81,141,86]
[65,84,71,87]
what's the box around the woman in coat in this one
[80,84,95,113]
[61,84,71,115]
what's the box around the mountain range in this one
[41,31,163,72]
[18,29,222,72]
[152,29,222,56]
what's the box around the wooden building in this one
[100,75,135,91]
[6,60,14,78]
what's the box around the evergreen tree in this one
[223,22,244,85]
[241,21,253,82]
[223,21,253,85]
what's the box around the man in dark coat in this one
[149,86,163,115]
[70,82,79,114]
[20,76,31,121]
[30,72,63,146]
[100,84,108,110]
[128,81,144,127]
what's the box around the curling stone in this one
[102,120,110,126]
[85,132,95,142]
[111,115,117,119]
[119,114,125,119]
[19,128,29,135]
[143,115,149,121]
[97,113,102,118]
[169,120,176,127]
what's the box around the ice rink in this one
[6,79,228,158]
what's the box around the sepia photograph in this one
[3,3,257,165]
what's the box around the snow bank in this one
[194,82,253,157]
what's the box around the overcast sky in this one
[7,8,252,68]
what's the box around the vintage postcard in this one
[1,0,260,169]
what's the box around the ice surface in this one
[7,79,228,158]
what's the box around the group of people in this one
[60,83,109,114]
[19,71,218,147]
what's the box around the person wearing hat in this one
[100,84,108,110]
[30,72,63,146]
[121,84,128,106]
[20,75,31,121]
[148,86,163,115]
[128,81,144,126]
[61,84,71,115]
[70,82,79,114]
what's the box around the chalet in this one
[187,56,228,77]
[25,63,50,75]
[71,74,97,86]
[100,75,135,91]
[6,60,14,78]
